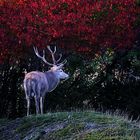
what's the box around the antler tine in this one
[57,59,67,69]
[56,54,62,63]
[43,50,45,56]
[33,47,53,66]
[58,59,67,66]
[47,45,56,64]
[54,46,56,54]
[33,47,41,58]
[62,59,67,65]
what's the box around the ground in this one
[0,111,140,140]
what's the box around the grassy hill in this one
[0,111,140,140]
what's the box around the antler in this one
[47,46,57,64]
[58,59,67,65]
[47,46,66,65]
[33,47,53,66]
[56,54,62,63]
[34,46,67,67]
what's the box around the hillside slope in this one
[0,111,140,140]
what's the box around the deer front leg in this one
[26,97,30,116]
[35,97,40,115]
[40,97,44,115]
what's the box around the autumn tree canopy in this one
[0,0,140,119]
[0,0,139,63]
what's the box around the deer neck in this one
[45,71,60,92]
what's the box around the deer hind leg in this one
[35,97,40,115]
[24,85,30,116]
[40,97,44,115]
[24,79,32,116]
[26,97,30,116]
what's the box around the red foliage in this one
[0,0,139,62]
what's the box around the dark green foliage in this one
[0,46,140,119]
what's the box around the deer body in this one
[23,46,69,116]
[24,71,60,96]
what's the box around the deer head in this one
[33,46,69,80]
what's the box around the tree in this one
[0,0,140,118]
[0,0,139,63]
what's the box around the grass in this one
[81,126,140,140]
[0,118,9,125]
[0,110,140,140]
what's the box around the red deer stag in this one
[23,46,69,116]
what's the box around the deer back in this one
[24,71,48,97]
[24,71,60,98]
